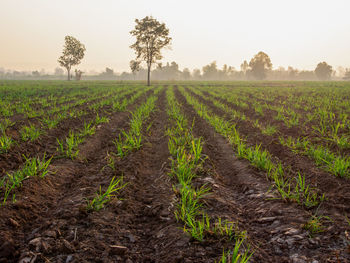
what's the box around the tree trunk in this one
[67,68,71,81]
[147,65,151,86]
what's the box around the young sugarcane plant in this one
[218,238,253,263]
[86,176,127,211]
[57,130,84,159]
[0,134,13,153]
[1,154,52,204]
[20,124,41,141]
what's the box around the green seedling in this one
[104,152,117,171]
[175,184,210,223]
[261,125,277,136]
[1,154,52,204]
[95,113,109,125]
[112,99,128,111]
[42,116,60,129]
[0,134,13,153]
[20,124,41,141]
[86,176,127,211]
[57,130,83,159]
[79,121,96,137]
[213,217,237,240]
[0,118,15,133]
[303,215,331,237]
[218,238,253,263]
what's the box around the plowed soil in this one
[0,87,349,263]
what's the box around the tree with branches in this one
[248,51,272,80]
[58,36,86,81]
[130,16,171,86]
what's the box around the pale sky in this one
[1,0,349,73]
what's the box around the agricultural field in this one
[0,80,349,262]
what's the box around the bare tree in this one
[130,16,171,86]
[58,36,86,81]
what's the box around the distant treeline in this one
[1,61,350,81]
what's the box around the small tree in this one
[248,51,272,80]
[58,36,86,81]
[343,69,350,80]
[75,69,83,81]
[240,60,249,75]
[130,60,141,74]
[315,62,332,80]
[130,16,171,86]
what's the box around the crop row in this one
[203,86,350,151]
[179,87,325,208]
[0,87,157,207]
[191,87,350,178]
[166,87,252,262]
[0,83,123,118]
[0,87,147,155]
[86,88,160,211]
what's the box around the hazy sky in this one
[1,0,350,73]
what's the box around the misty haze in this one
[0,1,350,263]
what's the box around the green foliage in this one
[180,87,324,208]
[114,95,157,157]
[0,118,15,133]
[112,99,128,111]
[0,134,13,153]
[217,239,253,263]
[261,125,277,136]
[1,154,52,204]
[303,215,331,237]
[86,176,126,211]
[58,36,86,80]
[57,130,84,159]
[20,124,41,141]
[248,51,272,80]
[42,116,60,129]
[79,121,96,137]
[166,87,246,247]
[130,16,171,85]
[95,113,109,125]
[315,62,332,80]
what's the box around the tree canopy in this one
[248,51,272,80]
[58,36,86,81]
[130,16,171,86]
[315,62,333,80]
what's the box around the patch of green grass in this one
[217,238,253,263]
[0,134,13,153]
[1,154,52,204]
[20,124,41,141]
[261,125,277,136]
[57,130,84,159]
[0,118,15,133]
[86,176,127,211]
[303,215,331,237]
[95,113,110,125]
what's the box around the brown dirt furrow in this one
[0,89,197,263]
[0,90,140,178]
[186,87,350,216]
[0,91,150,262]
[175,87,350,263]
[5,91,111,132]
[200,88,350,158]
